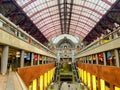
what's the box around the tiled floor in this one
[0,74,8,90]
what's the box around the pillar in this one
[20,50,24,67]
[37,54,40,65]
[72,50,75,63]
[115,49,120,67]
[57,51,60,63]
[1,45,9,75]
[96,54,98,64]
[103,52,106,66]
[31,53,34,66]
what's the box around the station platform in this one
[0,72,26,90]
[0,74,7,90]
[47,82,88,90]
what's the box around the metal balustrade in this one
[0,14,56,56]
[77,27,120,55]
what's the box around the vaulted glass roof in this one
[15,0,116,40]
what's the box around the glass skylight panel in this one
[70,25,76,29]
[78,0,85,5]
[85,1,95,9]
[71,20,77,24]
[82,8,91,13]
[15,0,116,40]
[108,0,116,3]
[81,32,86,37]
[23,6,29,12]
[88,0,98,4]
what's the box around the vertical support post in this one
[37,54,40,65]
[31,53,34,66]
[20,50,24,67]
[103,52,106,66]
[96,54,98,64]
[72,50,75,63]
[1,45,9,75]
[115,49,120,67]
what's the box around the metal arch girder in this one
[33,8,98,24]
[38,18,92,32]
[42,25,87,36]
[37,15,95,29]
[41,22,90,34]
[21,0,36,8]
[21,0,106,12]
[29,3,103,18]
[44,27,86,38]
[21,0,106,18]
[102,0,112,6]
[35,12,97,26]
[45,29,84,39]
[46,31,84,40]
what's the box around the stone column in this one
[31,53,34,66]
[37,54,40,65]
[103,52,106,66]
[1,45,9,75]
[20,50,24,67]
[96,54,98,64]
[115,49,120,67]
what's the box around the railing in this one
[77,27,120,55]
[0,13,56,56]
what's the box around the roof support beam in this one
[58,0,73,34]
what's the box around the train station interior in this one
[0,0,120,90]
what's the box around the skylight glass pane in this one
[15,0,116,40]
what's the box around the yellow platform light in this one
[84,71,86,84]
[40,75,43,90]
[32,79,37,90]
[100,79,105,90]
[87,72,91,88]
[92,75,96,90]
[48,71,51,84]
[44,73,48,89]
[115,86,120,90]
